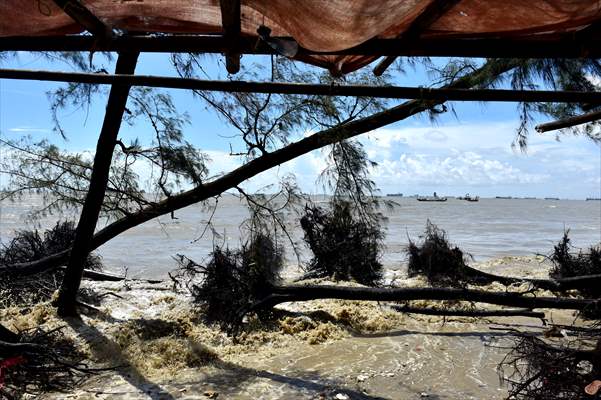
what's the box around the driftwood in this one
[0,340,43,356]
[251,285,601,313]
[58,266,163,284]
[391,305,546,319]
[59,267,123,282]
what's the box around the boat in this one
[544,197,560,200]
[417,192,447,202]
[458,193,479,202]
[495,196,513,199]
[417,196,447,202]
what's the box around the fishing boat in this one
[458,193,479,202]
[417,192,447,202]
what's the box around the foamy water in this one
[3,194,595,399]
[1,194,599,278]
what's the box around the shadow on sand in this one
[63,310,392,399]
[175,357,393,400]
[64,316,177,400]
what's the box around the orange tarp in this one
[1,1,600,74]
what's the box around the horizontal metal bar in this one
[1,67,600,104]
[1,34,601,58]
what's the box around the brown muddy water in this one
[1,194,599,279]
[1,257,578,400]
[1,195,598,399]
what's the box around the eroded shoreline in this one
[2,256,583,399]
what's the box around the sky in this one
[1,52,600,200]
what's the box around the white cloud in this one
[358,121,600,198]
[7,126,51,133]
[197,121,599,197]
[373,152,548,186]
[4,119,596,199]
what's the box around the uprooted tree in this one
[0,221,103,307]
[1,53,601,317]
[299,137,388,286]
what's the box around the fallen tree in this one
[406,222,601,292]
[0,222,103,306]
[549,231,601,297]
[250,285,601,313]
[3,55,600,317]
[173,229,284,332]
[300,200,384,286]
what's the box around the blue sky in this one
[1,52,600,199]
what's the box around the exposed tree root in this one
[0,325,100,400]
[499,329,601,400]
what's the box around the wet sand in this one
[3,256,582,400]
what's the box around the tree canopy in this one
[1,54,601,290]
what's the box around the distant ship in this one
[457,194,479,202]
[386,193,403,197]
[586,197,601,201]
[495,196,513,199]
[417,192,447,202]
[544,197,560,200]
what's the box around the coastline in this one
[2,255,581,400]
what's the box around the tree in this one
[1,54,601,311]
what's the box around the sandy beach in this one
[2,255,582,400]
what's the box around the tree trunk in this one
[391,305,545,319]
[250,284,600,312]
[55,51,139,316]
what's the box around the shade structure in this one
[2,1,601,75]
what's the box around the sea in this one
[3,194,601,399]
[1,194,599,279]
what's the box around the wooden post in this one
[55,51,139,316]
[220,0,241,74]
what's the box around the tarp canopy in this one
[1,1,601,74]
